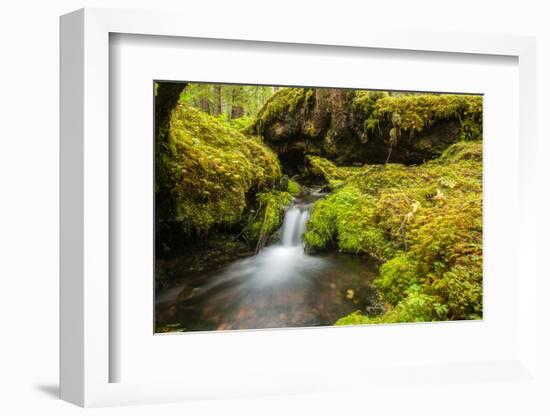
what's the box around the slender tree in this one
[230,87,245,119]
[214,84,222,116]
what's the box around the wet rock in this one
[176,286,196,301]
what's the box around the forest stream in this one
[156,186,382,332]
[155,83,483,329]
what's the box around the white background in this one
[1,0,549,415]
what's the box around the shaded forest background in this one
[180,83,277,129]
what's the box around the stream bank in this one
[156,186,384,332]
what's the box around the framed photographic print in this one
[60,7,540,409]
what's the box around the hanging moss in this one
[252,87,315,135]
[352,90,389,143]
[365,94,482,138]
[156,104,283,241]
[305,141,482,322]
[253,88,483,168]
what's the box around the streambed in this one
[156,188,383,332]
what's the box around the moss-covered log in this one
[252,88,482,170]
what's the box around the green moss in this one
[252,89,483,167]
[304,186,395,259]
[305,155,337,182]
[244,191,293,247]
[303,121,319,137]
[352,90,389,113]
[439,140,482,163]
[304,155,362,184]
[353,92,483,157]
[307,141,483,322]
[157,104,282,237]
[353,92,483,148]
[374,253,421,306]
[334,311,370,326]
[336,288,444,325]
[227,116,255,131]
[252,88,315,133]
[369,94,483,140]
[287,179,301,195]
[352,90,389,142]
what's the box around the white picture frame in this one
[60,7,539,408]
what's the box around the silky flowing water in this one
[156,188,382,332]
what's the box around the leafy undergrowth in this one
[303,141,483,323]
[156,103,282,238]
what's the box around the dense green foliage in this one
[180,83,275,121]
[156,103,282,238]
[286,179,301,195]
[305,142,483,322]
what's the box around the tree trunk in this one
[230,87,244,119]
[199,97,210,114]
[214,84,222,116]
[231,105,244,119]
[154,82,187,254]
[155,82,187,143]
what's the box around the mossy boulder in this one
[156,103,283,251]
[252,88,482,170]
[286,179,301,195]
[304,142,483,322]
[304,155,362,189]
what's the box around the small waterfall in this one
[280,205,311,247]
[156,184,382,332]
